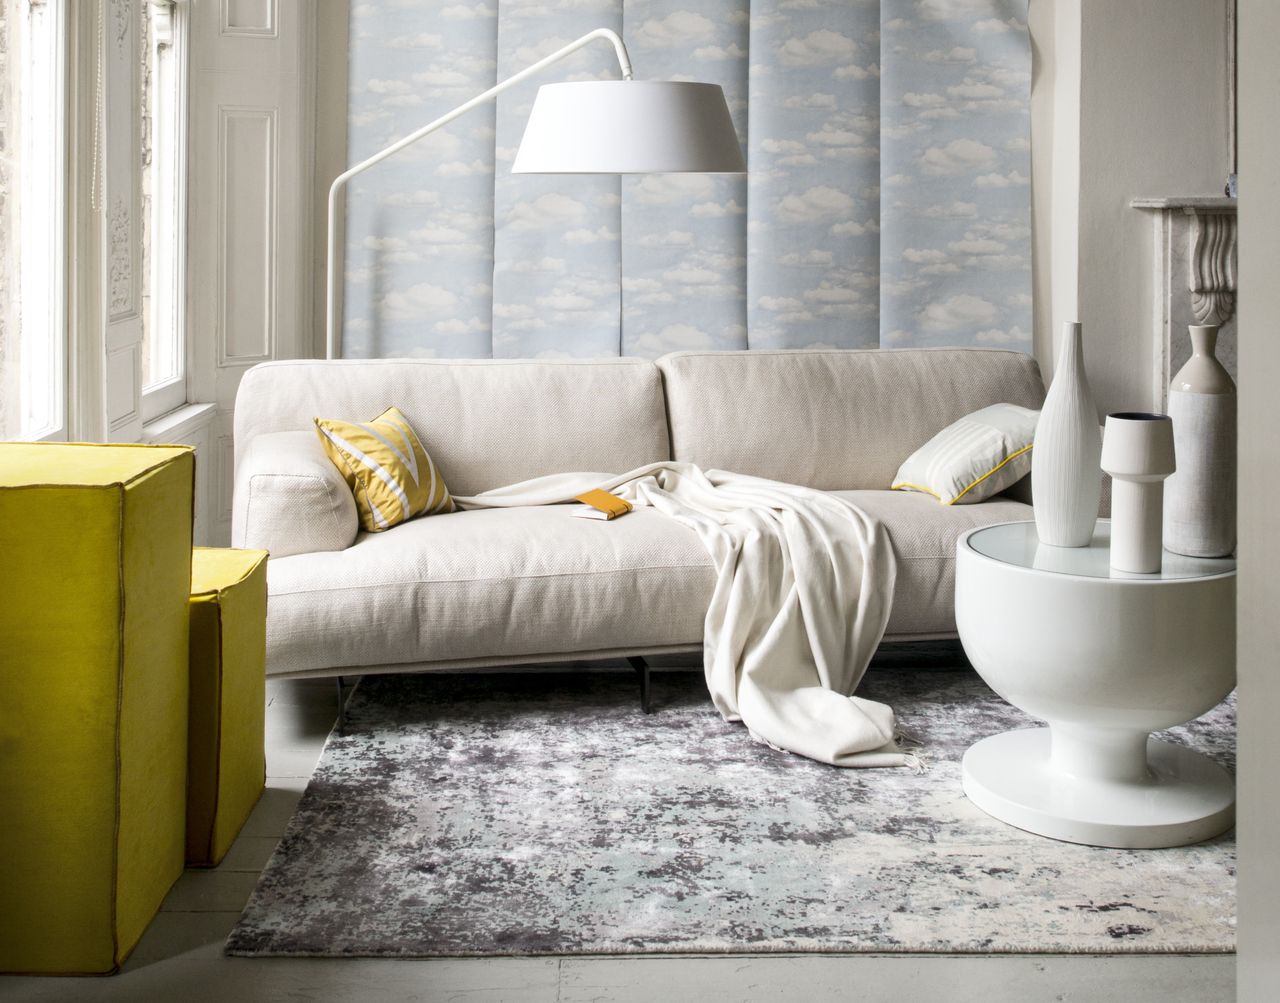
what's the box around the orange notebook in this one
[572,489,633,521]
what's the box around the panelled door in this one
[187,0,316,544]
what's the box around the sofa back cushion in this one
[235,358,670,496]
[656,348,1046,490]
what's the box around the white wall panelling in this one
[105,344,140,433]
[216,433,235,525]
[222,0,277,38]
[141,0,193,424]
[188,0,316,544]
[217,107,277,365]
[66,3,106,441]
[104,0,145,442]
[189,419,213,544]
[312,11,348,360]
[141,401,218,543]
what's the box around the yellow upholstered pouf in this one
[0,443,195,975]
[187,547,268,867]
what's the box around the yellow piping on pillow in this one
[889,481,943,501]
[948,443,1033,505]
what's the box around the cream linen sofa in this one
[232,349,1045,679]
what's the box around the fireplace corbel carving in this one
[1189,210,1237,327]
[1132,197,1238,409]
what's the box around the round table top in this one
[964,520,1236,582]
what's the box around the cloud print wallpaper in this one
[343,0,1031,359]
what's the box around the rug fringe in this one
[902,750,930,774]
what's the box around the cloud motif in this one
[632,11,717,49]
[779,29,859,67]
[620,0,749,356]
[974,169,1030,188]
[776,186,856,223]
[441,3,496,21]
[919,138,999,175]
[975,325,1031,344]
[917,0,1003,20]
[344,0,1030,358]
[881,0,1032,347]
[917,293,1001,330]
[380,283,459,321]
[630,174,718,205]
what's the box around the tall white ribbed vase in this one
[1163,325,1237,557]
[1032,322,1102,547]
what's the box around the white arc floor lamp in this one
[326,27,746,359]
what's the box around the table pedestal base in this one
[961,728,1234,848]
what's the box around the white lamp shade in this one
[512,80,746,174]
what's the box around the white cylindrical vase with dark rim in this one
[1031,321,1102,547]
[1164,325,1237,558]
[1101,412,1176,574]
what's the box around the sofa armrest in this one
[232,430,358,558]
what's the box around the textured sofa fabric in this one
[265,506,715,675]
[234,357,670,497]
[233,431,359,557]
[234,349,1047,678]
[657,348,1046,490]
[835,490,1033,637]
[263,490,1032,676]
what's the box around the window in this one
[140,0,187,422]
[0,0,67,441]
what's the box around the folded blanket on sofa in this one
[455,462,916,770]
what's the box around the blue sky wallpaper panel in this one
[343,0,1031,358]
[879,1,1032,349]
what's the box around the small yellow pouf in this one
[0,443,194,975]
[187,547,268,867]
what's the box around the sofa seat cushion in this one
[833,490,1033,637]
[264,505,716,675]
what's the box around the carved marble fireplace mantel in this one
[1131,196,1237,409]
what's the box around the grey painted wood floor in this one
[0,674,1234,1003]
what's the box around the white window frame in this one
[8,0,69,442]
[140,0,189,424]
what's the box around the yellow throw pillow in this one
[314,407,454,532]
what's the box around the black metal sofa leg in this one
[626,656,653,714]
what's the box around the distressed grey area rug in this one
[227,668,1235,957]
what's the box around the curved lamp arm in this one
[326,27,634,359]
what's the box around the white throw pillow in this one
[891,403,1039,505]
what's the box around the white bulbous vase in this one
[1031,322,1103,547]
[1164,325,1237,558]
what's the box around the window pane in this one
[141,0,184,407]
[0,0,66,441]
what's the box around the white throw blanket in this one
[455,462,917,769]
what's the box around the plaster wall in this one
[314,8,349,361]
[1236,0,1280,994]
[1030,0,1230,408]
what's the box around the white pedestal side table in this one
[955,520,1235,849]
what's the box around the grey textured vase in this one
[1164,325,1237,557]
[1031,322,1102,547]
